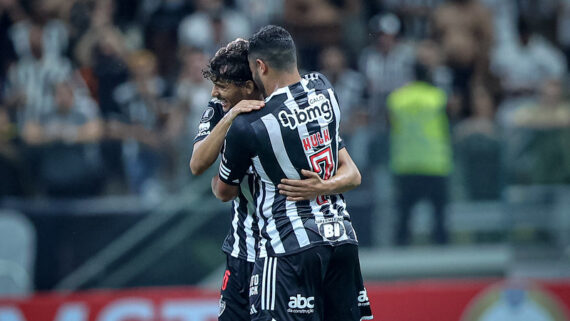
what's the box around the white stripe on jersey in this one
[327,88,343,217]
[278,87,312,247]
[287,87,327,239]
[286,200,310,248]
[328,88,342,161]
[255,178,268,258]
[244,213,256,262]
[230,201,241,258]
[240,179,258,262]
[262,187,286,255]
[260,114,300,179]
[252,156,271,183]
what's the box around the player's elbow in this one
[352,170,362,188]
[212,178,238,202]
[189,158,206,176]
[346,166,361,190]
[214,188,237,202]
[216,193,235,202]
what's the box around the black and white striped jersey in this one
[218,72,358,258]
[195,99,260,262]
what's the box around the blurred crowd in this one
[0,0,569,200]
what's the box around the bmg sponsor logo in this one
[278,94,333,130]
[287,294,315,314]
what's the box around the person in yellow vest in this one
[387,62,452,246]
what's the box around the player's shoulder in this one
[230,111,257,133]
[194,99,225,143]
[200,99,224,121]
[303,71,333,90]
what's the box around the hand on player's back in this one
[227,100,264,121]
[278,169,328,201]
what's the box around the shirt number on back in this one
[309,147,334,205]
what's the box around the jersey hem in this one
[259,239,359,258]
[221,247,256,263]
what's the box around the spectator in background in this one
[5,21,71,129]
[74,7,132,192]
[9,0,69,60]
[491,18,567,127]
[415,39,453,95]
[387,61,452,246]
[283,0,342,69]
[558,0,570,69]
[74,8,130,117]
[165,47,211,188]
[432,0,493,121]
[380,0,445,39]
[178,0,250,56]
[110,50,170,196]
[0,0,23,93]
[233,0,284,30]
[331,0,369,65]
[479,0,518,45]
[319,45,366,134]
[509,79,570,184]
[143,0,192,81]
[517,0,559,40]
[21,79,104,197]
[173,47,211,137]
[514,79,570,130]
[0,104,26,197]
[454,85,502,200]
[319,45,372,169]
[359,13,415,123]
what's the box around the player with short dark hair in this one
[212,25,373,321]
[193,37,367,321]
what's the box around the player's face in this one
[211,80,250,112]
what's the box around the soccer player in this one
[211,26,373,321]
[191,39,264,321]
[192,38,367,321]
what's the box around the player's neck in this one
[265,70,302,96]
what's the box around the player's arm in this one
[190,100,264,175]
[278,148,361,201]
[211,118,254,202]
[211,176,239,202]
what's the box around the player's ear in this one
[256,59,267,74]
[244,80,255,95]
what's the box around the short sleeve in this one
[194,101,224,144]
[218,117,255,185]
[338,136,346,150]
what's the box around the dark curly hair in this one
[202,38,252,86]
[248,25,296,71]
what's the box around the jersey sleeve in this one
[218,117,255,185]
[193,100,224,144]
[338,136,346,150]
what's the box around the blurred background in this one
[0,0,569,320]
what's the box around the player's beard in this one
[252,69,267,98]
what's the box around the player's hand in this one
[278,169,329,201]
[226,100,264,121]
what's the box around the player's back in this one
[219,72,358,257]
[251,73,341,187]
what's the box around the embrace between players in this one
[190,25,373,321]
